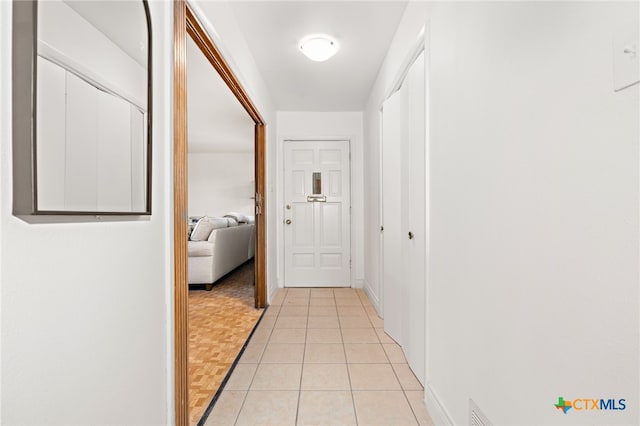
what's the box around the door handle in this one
[286,219,292,225]
[408,231,414,240]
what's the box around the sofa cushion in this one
[190,217,215,241]
[210,217,229,230]
[188,241,214,257]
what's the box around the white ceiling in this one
[227,1,408,111]
[186,1,407,153]
[187,35,255,153]
[63,0,148,67]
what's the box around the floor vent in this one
[470,399,492,426]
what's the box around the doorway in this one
[173,2,267,425]
[283,140,351,288]
[184,29,259,425]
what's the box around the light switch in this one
[613,33,640,91]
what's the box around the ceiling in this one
[63,0,148,67]
[226,1,408,111]
[186,1,407,153]
[187,36,255,153]
[67,1,408,152]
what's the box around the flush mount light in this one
[298,34,339,62]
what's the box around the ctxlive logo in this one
[554,397,626,414]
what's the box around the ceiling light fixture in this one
[298,34,339,62]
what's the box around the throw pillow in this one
[225,212,250,223]
[190,217,215,241]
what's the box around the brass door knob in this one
[286,219,292,225]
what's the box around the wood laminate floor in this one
[188,260,263,425]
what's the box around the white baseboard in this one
[425,383,455,426]
[362,281,382,316]
[267,280,282,304]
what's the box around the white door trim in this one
[281,137,353,288]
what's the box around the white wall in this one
[0,1,172,424]
[190,0,278,301]
[277,111,364,288]
[364,2,639,425]
[38,0,146,108]
[188,152,255,217]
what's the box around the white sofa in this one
[188,219,255,287]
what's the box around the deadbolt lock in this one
[286,219,292,225]
[286,204,291,210]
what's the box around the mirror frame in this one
[12,0,153,216]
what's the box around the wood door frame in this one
[173,1,267,424]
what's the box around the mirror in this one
[12,0,152,215]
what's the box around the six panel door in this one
[284,140,351,287]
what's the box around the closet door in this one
[130,107,147,212]
[36,57,66,211]
[65,71,98,211]
[404,51,426,385]
[382,83,407,346]
[97,91,132,211]
[382,51,426,386]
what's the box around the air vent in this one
[470,399,492,426]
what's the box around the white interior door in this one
[382,51,426,385]
[382,86,406,345]
[284,140,351,287]
[404,51,426,384]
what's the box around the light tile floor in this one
[204,288,434,426]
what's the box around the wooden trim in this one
[174,3,268,425]
[254,124,266,308]
[183,3,267,311]
[173,1,189,425]
[185,4,265,125]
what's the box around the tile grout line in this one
[232,300,279,425]
[336,289,361,426]
[294,293,310,426]
[402,388,423,426]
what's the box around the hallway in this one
[203,288,433,425]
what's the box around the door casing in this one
[282,138,352,287]
[173,2,267,424]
